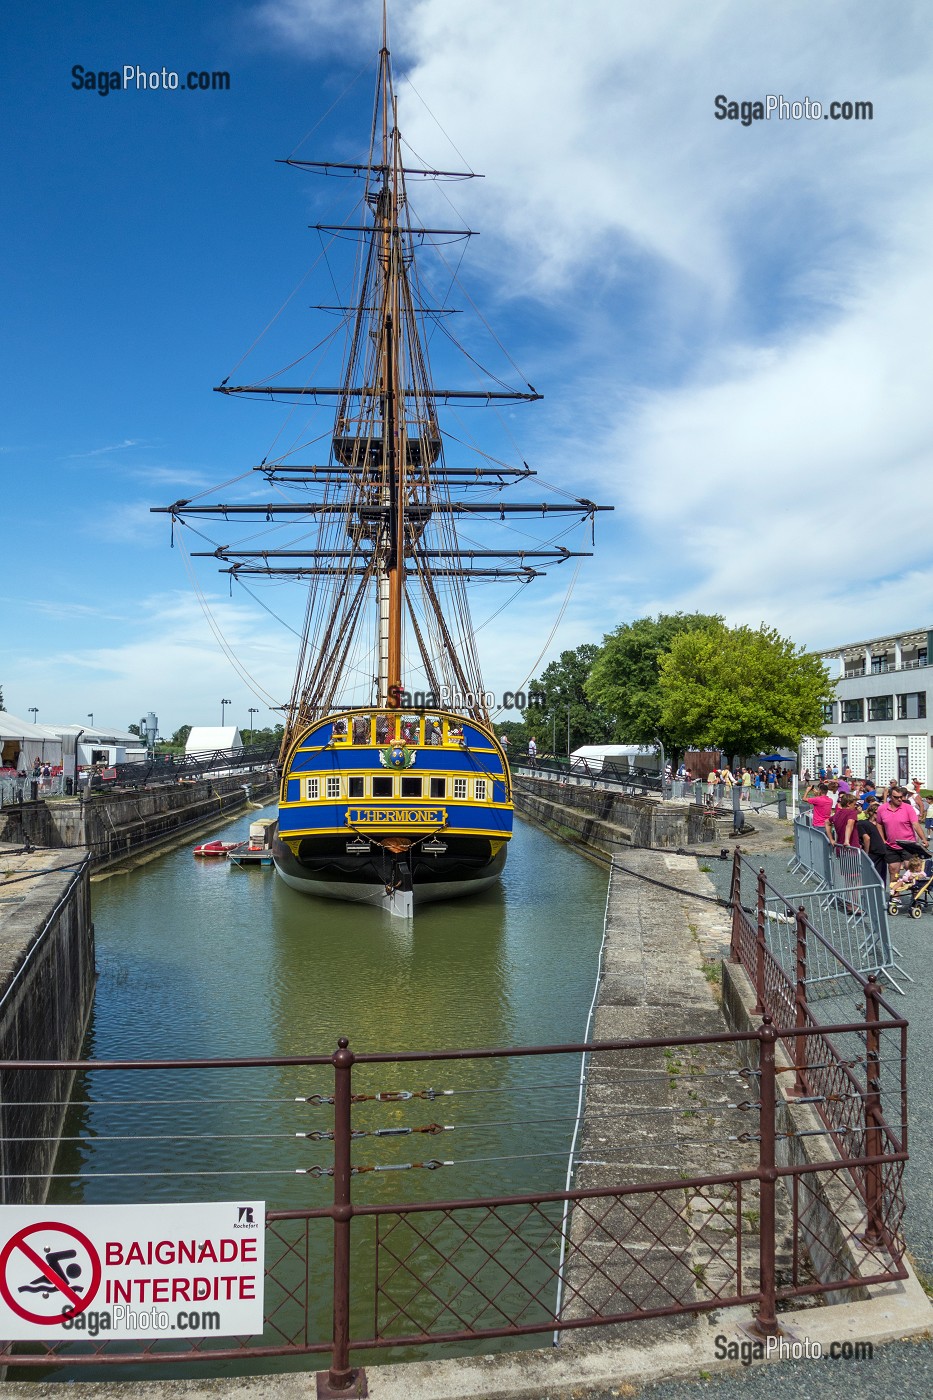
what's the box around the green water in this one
[44,809,607,1377]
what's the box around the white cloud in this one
[67,439,148,459]
[6,590,298,733]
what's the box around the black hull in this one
[272,832,507,905]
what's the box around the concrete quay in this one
[512,775,720,856]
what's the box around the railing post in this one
[790,907,808,1097]
[754,867,766,1014]
[862,978,884,1247]
[328,1036,359,1392]
[729,849,742,963]
[755,1016,780,1336]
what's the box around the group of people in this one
[688,765,791,805]
[802,774,932,884]
[30,757,53,792]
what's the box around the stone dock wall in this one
[513,774,718,854]
[0,772,277,871]
[0,851,96,1203]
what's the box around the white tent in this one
[570,744,659,773]
[0,712,64,773]
[185,727,244,756]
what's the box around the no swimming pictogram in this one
[0,1221,102,1326]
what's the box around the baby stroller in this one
[888,857,933,919]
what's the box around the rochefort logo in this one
[234,1206,258,1229]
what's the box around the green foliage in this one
[170,723,192,747]
[0,683,4,710]
[127,723,140,736]
[492,718,531,751]
[524,644,614,757]
[658,621,832,759]
[245,723,284,749]
[585,613,723,761]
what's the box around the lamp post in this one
[29,707,38,724]
[87,712,94,728]
[566,704,572,762]
[248,707,259,742]
[221,698,231,727]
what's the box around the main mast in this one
[153,12,611,744]
[377,28,405,707]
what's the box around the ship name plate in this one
[347,807,447,827]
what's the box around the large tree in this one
[658,621,831,762]
[525,644,614,757]
[585,613,723,764]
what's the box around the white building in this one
[801,625,932,786]
[50,723,145,768]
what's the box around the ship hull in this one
[272,832,506,907]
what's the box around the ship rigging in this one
[154,9,611,917]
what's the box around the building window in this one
[919,648,928,666]
[474,779,488,801]
[841,699,863,724]
[348,776,364,798]
[821,702,835,723]
[897,691,927,719]
[453,777,468,800]
[870,655,889,674]
[372,776,393,798]
[326,776,341,799]
[429,777,446,798]
[401,776,422,798]
[304,777,320,800]
[867,695,893,722]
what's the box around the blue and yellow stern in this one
[272,708,512,915]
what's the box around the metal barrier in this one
[786,820,909,991]
[0,1009,907,1380]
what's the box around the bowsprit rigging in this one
[152,6,611,919]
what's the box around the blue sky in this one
[3,0,930,735]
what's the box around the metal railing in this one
[0,773,67,807]
[513,756,661,795]
[104,744,277,787]
[0,997,907,1382]
[1,751,278,808]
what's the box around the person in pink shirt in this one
[803,781,833,831]
[829,792,859,846]
[876,789,929,878]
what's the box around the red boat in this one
[193,840,242,858]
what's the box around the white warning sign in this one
[0,1202,264,1340]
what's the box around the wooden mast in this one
[378,13,404,709]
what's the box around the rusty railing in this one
[0,982,907,1387]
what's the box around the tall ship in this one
[155,12,609,917]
